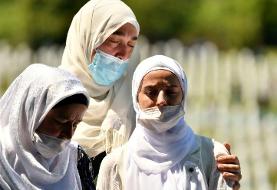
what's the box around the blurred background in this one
[0,0,277,189]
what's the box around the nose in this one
[156,90,167,106]
[115,43,129,60]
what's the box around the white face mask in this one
[33,133,70,159]
[138,105,185,133]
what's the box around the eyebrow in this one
[112,30,138,41]
[143,84,180,89]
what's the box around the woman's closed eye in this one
[54,119,67,126]
[127,41,135,48]
[109,37,135,48]
[106,38,121,48]
[165,90,179,97]
[144,88,158,98]
[109,39,120,44]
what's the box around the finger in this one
[222,172,242,181]
[224,143,231,154]
[216,155,240,164]
[217,164,240,173]
[233,181,241,190]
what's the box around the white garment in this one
[60,0,140,157]
[126,55,199,189]
[125,150,208,190]
[0,64,89,190]
[96,136,232,190]
[121,55,231,189]
[128,121,197,175]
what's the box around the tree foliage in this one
[0,0,276,49]
[0,0,87,49]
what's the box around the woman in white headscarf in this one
[60,0,140,159]
[0,64,89,190]
[60,0,241,186]
[96,55,238,190]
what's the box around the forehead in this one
[47,104,87,118]
[140,69,180,86]
[110,23,138,39]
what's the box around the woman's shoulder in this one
[196,135,228,156]
[195,135,229,176]
[195,135,214,153]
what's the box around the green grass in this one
[269,166,277,189]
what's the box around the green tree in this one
[0,0,88,49]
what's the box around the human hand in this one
[216,143,242,190]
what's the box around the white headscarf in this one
[126,55,198,189]
[0,64,89,190]
[60,0,140,157]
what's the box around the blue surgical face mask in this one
[88,50,128,86]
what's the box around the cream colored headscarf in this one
[0,64,89,190]
[60,0,140,157]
